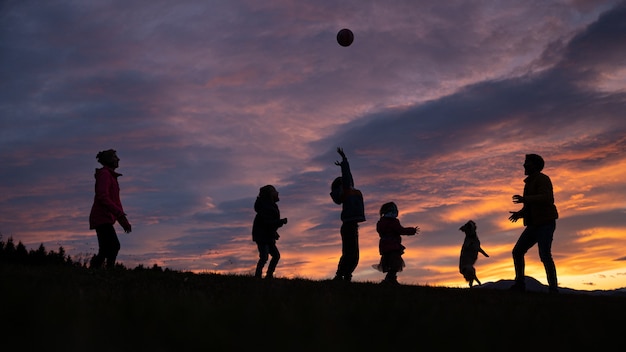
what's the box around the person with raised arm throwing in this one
[330,147,366,282]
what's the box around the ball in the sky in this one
[336,28,354,47]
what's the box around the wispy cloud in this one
[1,0,625,290]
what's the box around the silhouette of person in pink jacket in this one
[89,149,131,269]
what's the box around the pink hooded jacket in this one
[89,167,126,229]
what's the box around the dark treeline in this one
[0,236,77,267]
[0,235,164,271]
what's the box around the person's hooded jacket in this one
[252,197,284,243]
[89,166,126,229]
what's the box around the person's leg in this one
[91,228,106,268]
[381,252,402,284]
[336,222,351,279]
[335,224,345,280]
[266,242,280,278]
[537,221,558,293]
[511,226,538,290]
[384,271,398,283]
[93,224,117,269]
[106,231,121,269]
[339,222,359,282]
[255,242,269,278]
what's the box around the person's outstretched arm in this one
[335,147,354,190]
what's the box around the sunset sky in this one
[2,0,625,291]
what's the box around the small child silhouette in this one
[373,202,419,285]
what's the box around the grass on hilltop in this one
[1,237,623,351]
[2,261,625,352]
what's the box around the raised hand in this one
[336,147,346,160]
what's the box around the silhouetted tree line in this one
[0,234,166,271]
[0,236,82,267]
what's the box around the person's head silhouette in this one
[524,153,544,175]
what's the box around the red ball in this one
[336,28,354,47]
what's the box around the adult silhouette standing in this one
[508,154,559,293]
[89,149,132,269]
[252,185,287,279]
[330,147,366,282]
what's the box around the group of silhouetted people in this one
[90,148,559,293]
[248,147,419,285]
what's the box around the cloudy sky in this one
[2,0,625,290]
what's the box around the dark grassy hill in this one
[2,264,624,351]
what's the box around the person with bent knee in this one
[508,154,559,293]
[252,185,287,279]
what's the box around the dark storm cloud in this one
[315,2,626,172]
[560,2,626,71]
